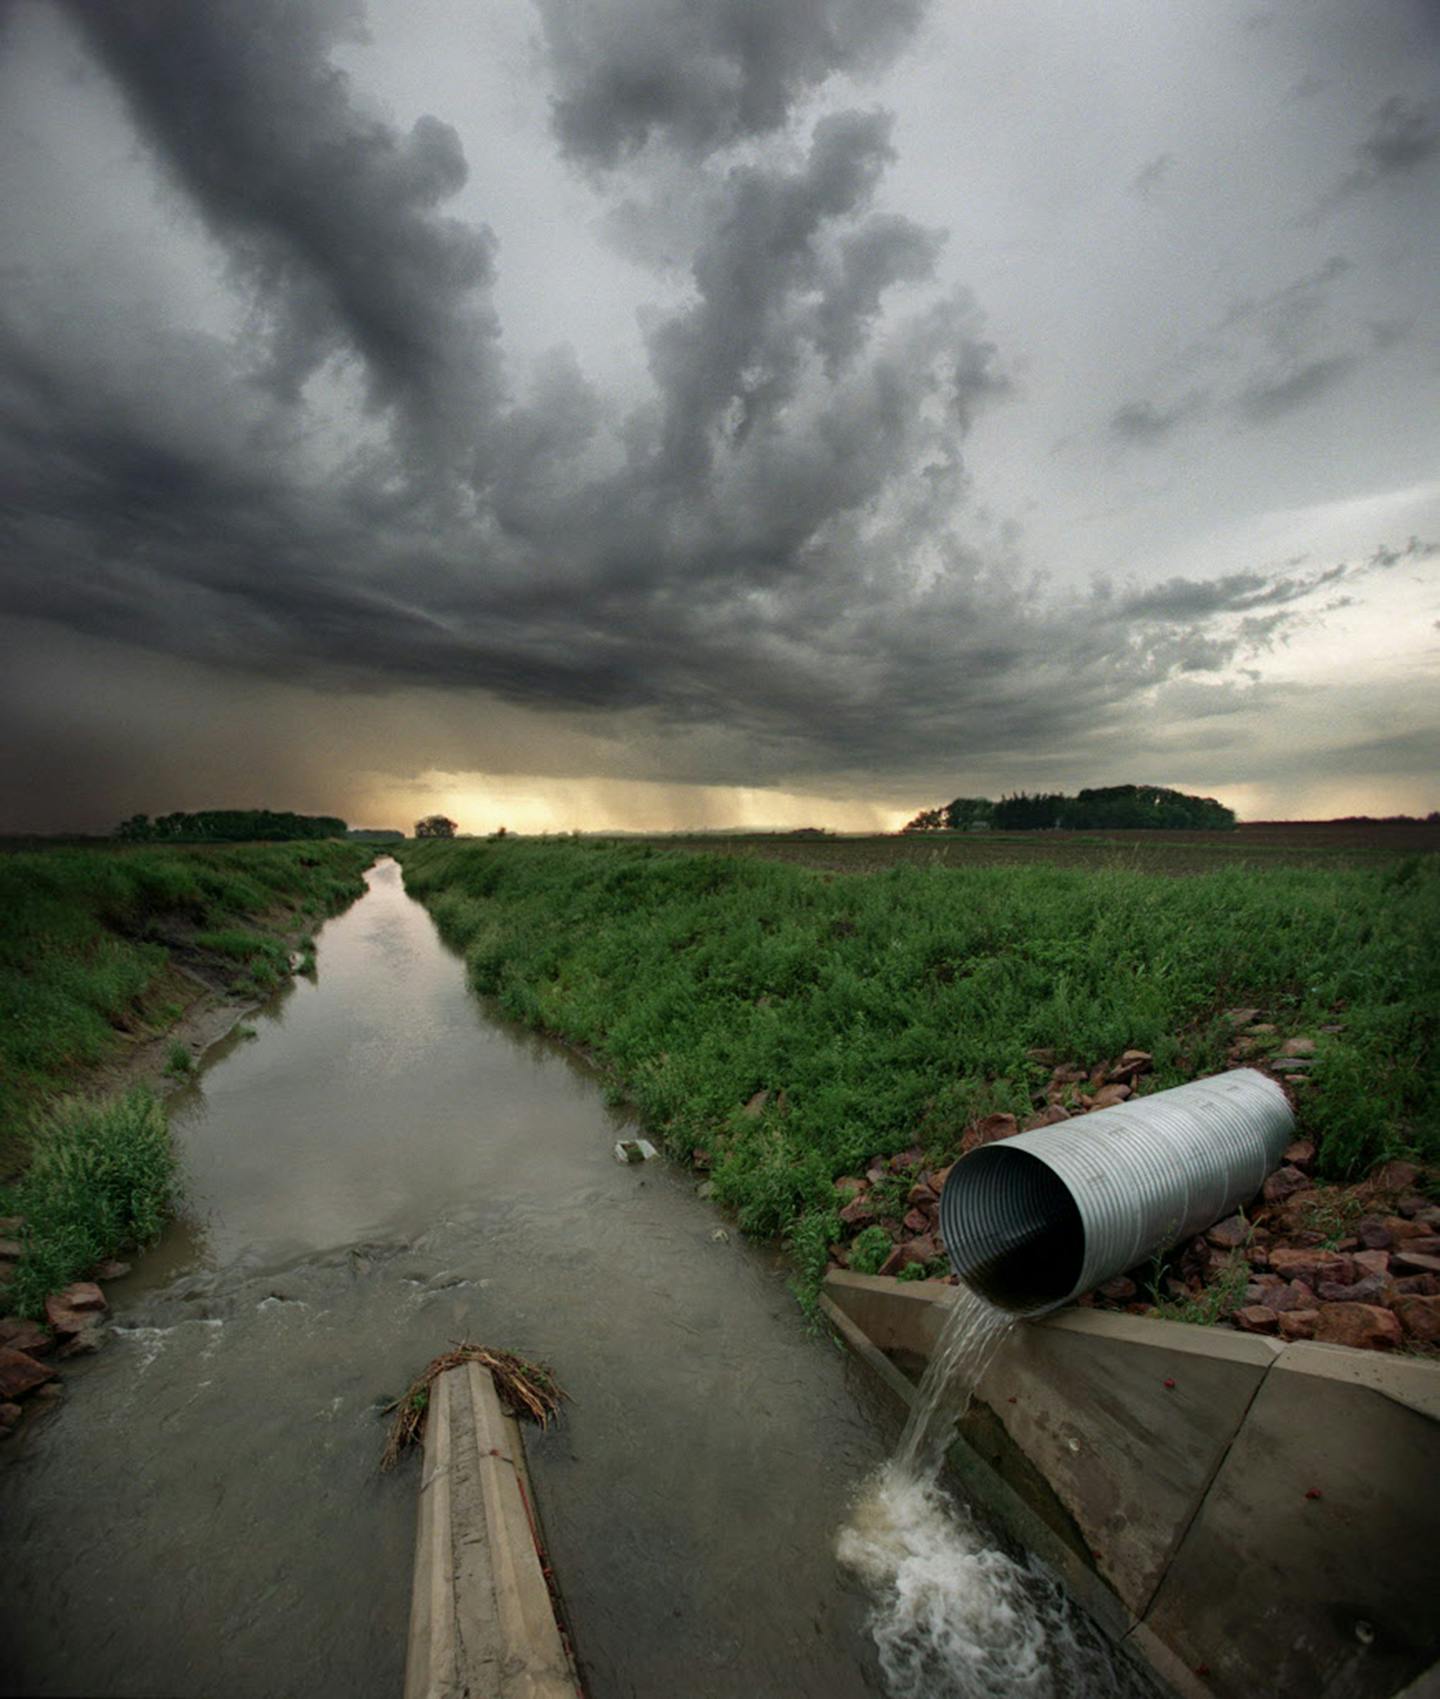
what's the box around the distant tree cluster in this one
[902,784,1236,833]
[414,815,458,839]
[115,810,347,842]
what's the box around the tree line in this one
[114,810,348,842]
[903,784,1237,833]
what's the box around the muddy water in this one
[0,860,897,1699]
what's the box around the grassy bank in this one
[398,839,1439,1292]
[0,840,372,1313]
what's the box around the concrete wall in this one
[821,1272,1440,1699]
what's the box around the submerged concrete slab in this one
[1145,1347,1440,1699]
[405,1363,577,1699]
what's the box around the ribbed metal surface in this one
[939,1069,1294,1315]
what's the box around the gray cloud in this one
[535,0,925,166]
[63,0,503,472]
[1129,153,1174,200]
[1109,392,1206,443]
[1237,352,1358,422]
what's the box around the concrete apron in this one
[821,1271,1440,1699]
[405,1364,579,1699]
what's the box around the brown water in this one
[0,859,897,1699]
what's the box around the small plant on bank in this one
[7,1089,177,1318]
[849,1225,894,1276]
[1150,1252,1250,1327]
[164,1040,194,1079]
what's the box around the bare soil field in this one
[630,822,1440,875]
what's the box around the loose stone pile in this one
[0,1223,128,1439]
[821,1016,1439,1355]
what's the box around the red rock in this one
[1313,1303,1402,1350]
[0,1240,22,1262]
[930,1163,954,1194]
[1353,1250,1391,1278]
[0,1217,24,1236]
[1263,1166,1312,1206]
[1206,1214,1252,1250]
[907,1179,938,1206]
[1282,1140,1316,1171]
[1280,1037,1316,1057]
[0,1318,53,1357]
[1247,1023,1277,1035]
[838,1197,875,1228]
[1319,1274,1389,1305]
[91,1260,131,1281]
[1392,1250,1440,1278]
[1245,1246,1270,1269]
[828,1244,850,1268]
[1224,1008,1261,1027]
[1393,1295,1440,1345]
[1107,1050,1153,1083]
[743,1089,770,1116]
[888,1146,925,1173]
[1025,1047,1058,1064]
[962,1113,1019,1154]
[0,1348,56,1400]
[880,1237,940,1277]
[57,1324,105,1359]
[1372,1160,1420,1192]
[1269,1248,1355,1288]
[1233,1306,1278,1334]
[1049,1065,1088,1087]
[1404,1236,1440,1258]
[1402,1202,1440,1227]
[691,1147,712,1172]
[1099,1276,1137,1301]
[1356,1218,1393,1250]
[1278,1310,1319,1341]
[1087,1083,1132,1111]
[1021,1105,1069,1132]
[903,1208,932,1234]
[1383,1216,1429,1242]
[834,1176,865,1197]
[44,1284,108,1335]
[1393,1274,1440,1296]
[1270,1280,1319,1313]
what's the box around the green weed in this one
[164,1041,194,1079]
[6,1089,177,1318]
[849,1225,894,1276]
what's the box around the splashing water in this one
[839,1284,1149,1699]
[838,1467,1132,1699]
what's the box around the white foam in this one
[838,1465,1131,1699]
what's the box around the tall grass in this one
[5,1090,177,1318]
[399,840,1439,1292]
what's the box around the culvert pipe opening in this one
[939,1146,1084,1315]
[937,1068,1295,1317]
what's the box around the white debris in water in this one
[839,1466,1128,1699]
[614,1138,659,1164]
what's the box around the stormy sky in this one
[1,0,1437,833]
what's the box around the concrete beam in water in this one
[405,1362,578,1699]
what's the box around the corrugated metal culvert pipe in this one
[938,1068,1295,1316]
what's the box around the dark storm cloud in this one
[63,0,502,463]
[535,0,925,165]
[1236,352,1358,422]
[1112,256,1370,445]
[1109,393,1206,443]
[4,0,1436,822]
[1129,153,1174,200]
[1350,95,1440,184]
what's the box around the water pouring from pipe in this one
[839,1069,1295,1696]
